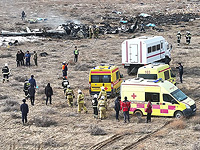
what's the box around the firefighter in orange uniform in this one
[122,96,131,123]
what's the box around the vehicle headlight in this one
[185,104,190,109]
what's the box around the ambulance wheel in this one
[134,110,143,118]
[174,111,183,119]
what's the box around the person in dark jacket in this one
[176,63,183,83]
[16,51,21,67]
[114,96,121,121]
[25,51,31,67]
[28,84,35,105]
[19,50,25,66]
[2,63,10,83]
[92,94,98,118]
[122,96,131,123]
[21,11,26,20]
[20,99,29,125]
[45,83,53,105]
[62,61,68,78]
[29,75,36,88]
[146,100,152,123]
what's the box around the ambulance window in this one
[116,71,119,80]
[91,75,100,83]
[164,70,170,80]
[148,47,151,53]
[102,75,111,83]
[145,92,160,102]
[163,94,174,103]
[138,74,157,80]
[157,44,160,50]
[152,46,156,52]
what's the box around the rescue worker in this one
[92,94,98,118]
[45,83,53,105]
[25,51,31,67]
[65,85,74,107]
[98,86,107,101]
[89,25,93,39]
[140,22,145,33]
[16,51,21,67]
[74,46,79,63]
[176,63,183,83]
[19,50,25,66]
[93,25,99,39]
[97,96,107,120]
[21,11,26,21]
[146,100,152,123]
[29,75,36,88]
[23,79,30,99]
[20,99,29,125]
[28,84,35,106]
[185,31,191,45]
[33,51,38,66]
[62,77,69,94]
[114,96,121,121]
[77,89,88,113]
[62,61,68,79]
[177,31,181,46]
[2,63,10,83]
[122,96,131,123]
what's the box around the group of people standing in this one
[177,31,191,45]
[16,50,38,67]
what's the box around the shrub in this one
[168,120,186,130]
[5,100,19,106]
[14,76,27,82]
[190,116,200,125]
[44,138,60,147]
[0,53,12,58]
[34,116,57,127]
[10,113,21,119]
[192,142,200,150]
[0,94,8,100]
[193,124,200,131]
[88,125,106,135]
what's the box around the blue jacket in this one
[29,78,36,87]
[25,53,31,62]
[28,86,35,96]
[20,103,29,114]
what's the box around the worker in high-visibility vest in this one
[65,85,74,107]
[62,61,68,78]
[98,86,107,101]
[74,46,79,63]
[77,89,87,113]
[97,96,107,120]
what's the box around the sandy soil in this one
[0,0,200,150]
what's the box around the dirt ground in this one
[0,0,200,150]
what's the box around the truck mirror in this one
[120,74,124,78]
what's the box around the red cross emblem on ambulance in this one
[104,87,108,90]
[131,93,137,99]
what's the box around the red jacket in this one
[146,101,152,113]
[122,100,131,112]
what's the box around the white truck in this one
[122,36,172,75]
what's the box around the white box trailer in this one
[122,36,172,75]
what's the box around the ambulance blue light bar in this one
[154,78,162,83]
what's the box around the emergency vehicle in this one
[89,65,122,97]
[122,36,172,75]
[137,63,176,85]
[120,78,196,118]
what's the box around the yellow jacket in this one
[77,94,84,104]
[98,100,107,110]
[98,90,107,100]
[65,88,74,99]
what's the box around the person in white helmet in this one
[98,86,107,101]
[97,96,107,120]
[185,31,191,45]
[2,63,10,83]
[62,61,68,78]
[77,89,87,113]
[177,31,181,46]
[62,77,69,94]
[65,84,74,107]
[92,94,98,118]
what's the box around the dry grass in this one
[168,120,186,130]
[154,129,167,138]
[189,116,200,125]
[87,125,107,135]
[33,116,57,127]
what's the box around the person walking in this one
[16,51,21,67]
[33,51,38,66]
[176,63,183,83]
[25,51,31,67]
[98,86,107,101]
[21,11,26,21]
[89,25,93,39]
[62,61,68,79]
[29,75,36,88]
[62,77,69,94]
[177,31,181,46]
[114,96,121,121]
[2,63,10,83]
[140,22,145,33]
[122,96,131,123]
[92,94,98,118]
[77,89,87,113]
[65,85,74,107]
[74,46,79,63]
[19,50,25,66]
[28,84,36,106]
[97,96,107,120]
[23,79,30,99]
[20,99,29,125]
[185,31,191,45]
[45,83,53,105]
[146,100,152,123]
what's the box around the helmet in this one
[178,31,180,33]
[78,89,82,94]
[101,86,105,90]
[5,63,8,66]
[94,94,98,98]
[101,95,105,100]
[187,31,190,34]
[63,61,66,64]
[67,85,70,88]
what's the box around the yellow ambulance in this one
[89,65,122,97]
[137,63,176,85]
[120,78,196,118]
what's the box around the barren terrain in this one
[0,0,200,150]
